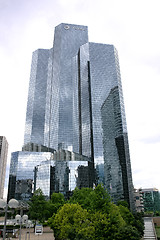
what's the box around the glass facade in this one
[101,87,134,209]
[24,49,51,146]
[22,142,55,153]
[78,43,134,209]
[35,150,91,198]
[8,151,53,201]
[142,188,160,213]
[8,23,135,210]
[44,23,90,153]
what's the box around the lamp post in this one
[0,198,19,240]
[15,214,28,240]
[25,220,31,240]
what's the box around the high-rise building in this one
[24,49,51,146]
[9,23,134,210]
[101,86,134,207]
[0,136,8,198]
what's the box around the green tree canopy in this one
[46,185,144,239]
[48,202,126,240]
[69,184,111,213]
[118,204,135,226]
[28,188,48,223]
[48,203,95,240]
[47,192,65,218]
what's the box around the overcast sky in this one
[1,0,160,197]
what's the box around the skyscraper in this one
[0,136,8,198]
[101,86,134,207]
[9,23,134,210]
[24,49,51,146]
[24,24,92,158]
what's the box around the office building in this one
[35,149,91,198]
[8,23,134,210]
[142,188,160,213]
[8,149,91,200]
[101,86,134,207]
[0,136,8,198]
[22,142,55,153]
[7,151,53,201]
[24,49,52,146]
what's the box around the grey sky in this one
[1,0,160,196]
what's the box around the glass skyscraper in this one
[9,23,135,210]
[24,49,51,146]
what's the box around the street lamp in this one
[15,214,28,240]
[0,198,19,240]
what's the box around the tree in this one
[48,203,126,240]
[48,185,143,239]
[118,204,135,226]
[28,188,48,223]
[48,186,130,240]
[68,187,93,210]
[47,192,65,218]
[48,203,95,240]
[116,225,141,240]
[92,207,125,240]
[132,212,144,238]
[118,203,144,238]
[69,184,111,213]
[117,200,129,208]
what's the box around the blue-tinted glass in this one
[9,23,135,210]
[35,150,91,197]
[24,49,51,146]
[8,151,53,200]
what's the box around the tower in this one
[9,23,134,210]
[24,49,51,146]
[0,136,8,198]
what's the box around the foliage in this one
[48,203,126,240]
[155,211,160,216]
[132,212,144,237]
[50,192,65,205]
[69,184,111,213]
[25,185,144,239]
[155,226,160,238]
[48,203,95,240]
[68,187,93,209]
[47,192,65,218]
[118,202,144,238]
[48,185,143,240]
[118,204,135,225]
[116,225,141,240]
[92,206,125,240]
[28,189,66,223]
[144,211,154,216]
[28,188,49,223]
[117,200,129,208]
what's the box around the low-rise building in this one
[142,188,160,213]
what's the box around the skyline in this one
[1,0,160,197]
